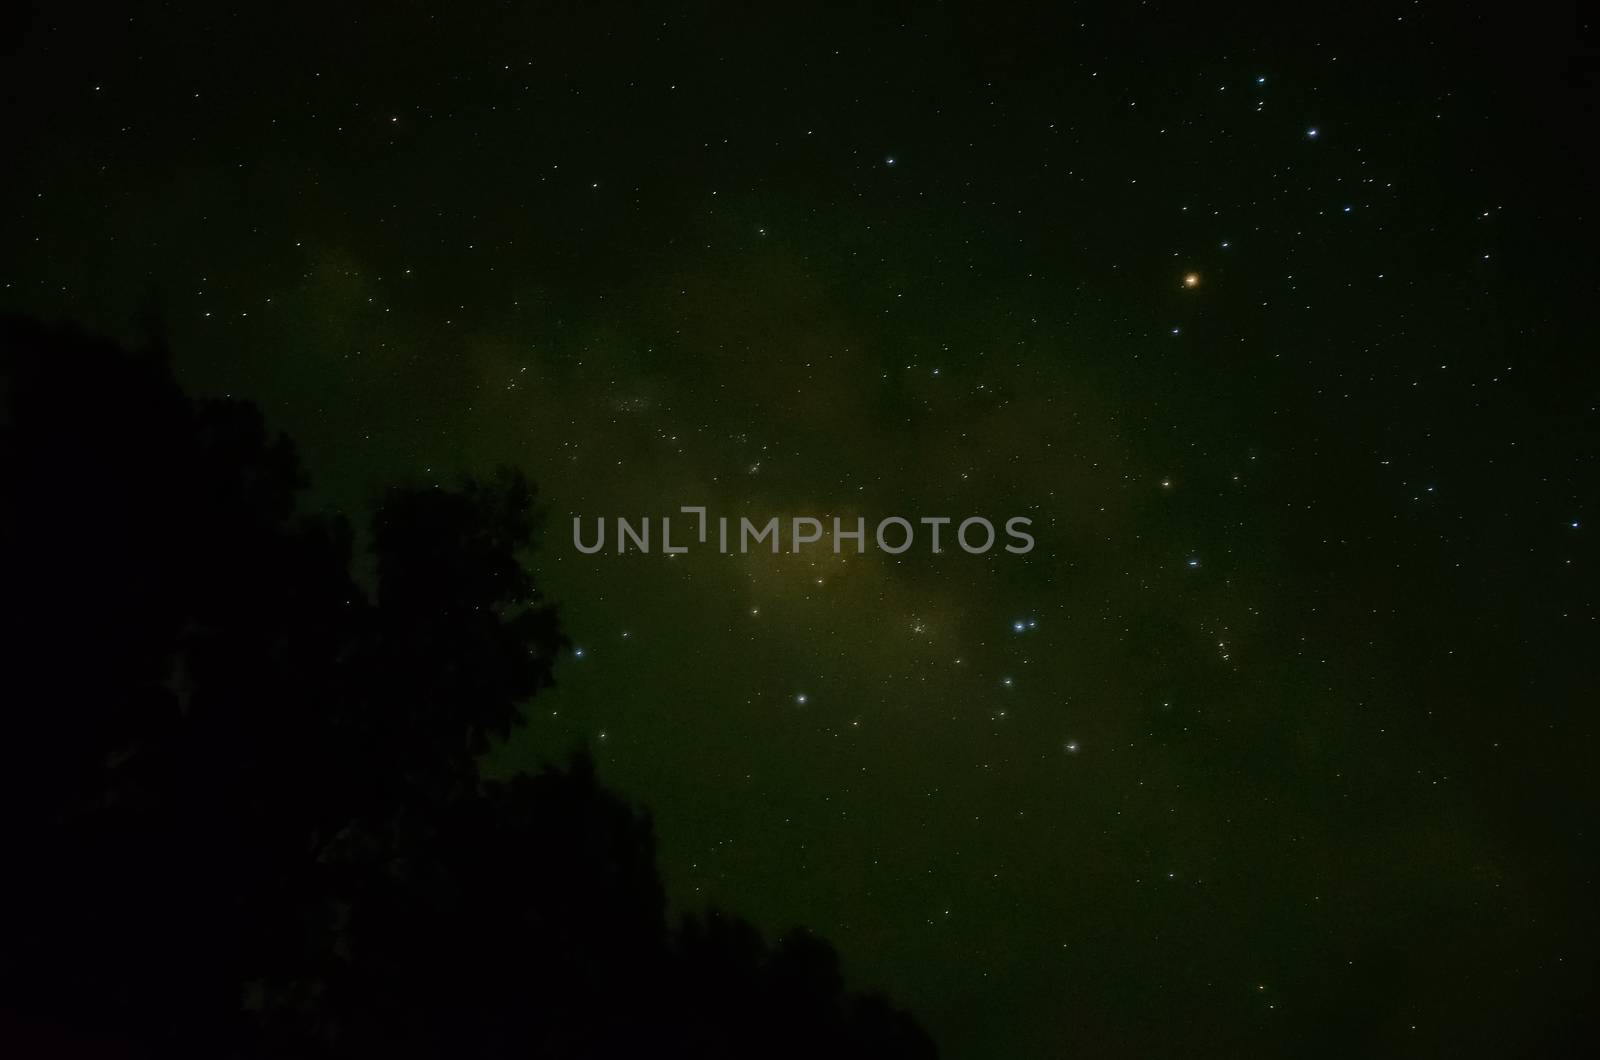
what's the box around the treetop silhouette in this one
[0,316,935,1059]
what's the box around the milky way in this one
[3,3,1596,1055]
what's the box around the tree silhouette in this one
[0,316,936,1059]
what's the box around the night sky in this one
[4,2,1597,1055]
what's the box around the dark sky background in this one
[4,2,1597,1055]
